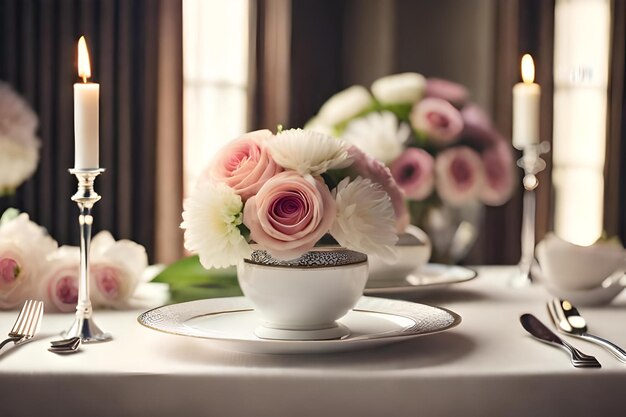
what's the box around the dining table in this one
[1,265,625,417]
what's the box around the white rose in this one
[371,72,426,104]
[317,86,373,126]
[90,231,148,309]
[0,213,58,309]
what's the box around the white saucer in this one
[365,264,477,296]
[532,264,626,306]
[138,296,461,354]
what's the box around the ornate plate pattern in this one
[138,296,462,354]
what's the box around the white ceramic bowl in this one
[368,225,431,283]
[536,233,626,291]
[237,248,369,340]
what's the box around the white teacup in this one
[536,233,626,291]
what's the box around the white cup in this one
[536,233,626,291]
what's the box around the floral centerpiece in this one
[181,128,403,339]
[0,82,41,196]
[181,128,401,267]
[306,73,516,262]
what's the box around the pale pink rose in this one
[390,148,435,201]
[410,98,463,146]
[0,249,29,309]
[435,146,485,206]
[90,231,148,309]
[40,247,80,313]
[243,171,336,260]
[347,146,409,232]
[0,213,57,309]
[425,78,469,108]
[203,129,282,201]
[461,104,500,150]
[480,141,516,206]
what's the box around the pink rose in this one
[244,171,336,260]
[204,129,282,201]
[390,148,434,201]
[91,265,123,306]
[0,213,58,309]
[348,146,409,232]
[425,78,469,108]
[410,98,463,146]
[480,141,516,206]
[461,104,500,150]
[90,231,148,309]
[435,146,485,206]
[0,251,28,309]
[41,253,80,313]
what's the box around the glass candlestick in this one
[512,142,550,287]
[63,168,112,342]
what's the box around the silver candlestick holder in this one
[512,142,550,287]
[63,168,112,342]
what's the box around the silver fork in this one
[0,300,44,352]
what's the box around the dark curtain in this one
[254,0,346,130]
[607,0,626,241]
[0,0,183,263]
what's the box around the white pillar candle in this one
[74,36,99,169]
[512,54,541,150]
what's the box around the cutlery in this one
[0,300,44,353]
[520,313,601,368]
[48,336,81,354]
[548,298,626,363]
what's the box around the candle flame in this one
[77,36,91,83]
[521,54,535,83]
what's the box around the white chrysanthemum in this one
[317,85,373,126]
[330,177,398,260]
[0,136,39,195]
[267,128,351,176]
[341,111,410,165]
[181,182,251,269]
[371,72,426,104]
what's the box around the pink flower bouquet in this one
[307,73,516,261]
[181,128,402,269]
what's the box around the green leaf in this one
[169,283,243,304]
[152,255,242,302]
[378,103,413,121]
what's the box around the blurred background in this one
[0,0,624,266]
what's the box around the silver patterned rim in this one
[137,296,462,343]
[244,248,368,268]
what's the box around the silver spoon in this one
[520,313,601,368]
[548,298,626,363]
[48,336,81,354]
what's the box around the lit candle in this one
[512,54,541,150]
[74,36,99,169]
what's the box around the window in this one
[552,0,611,245]
[183,0,251,194]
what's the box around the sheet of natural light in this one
[183,0,250,195]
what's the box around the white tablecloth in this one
[1,266,625,417]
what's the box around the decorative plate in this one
[138,296,461,354]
